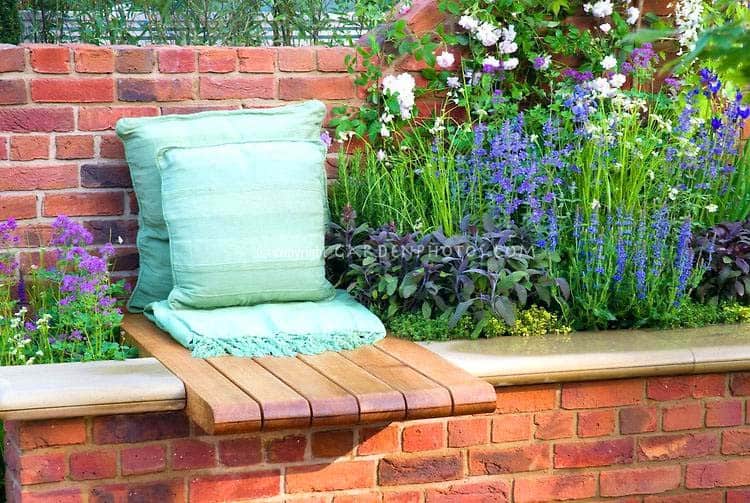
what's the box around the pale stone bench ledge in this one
[0,357,186,421]
[421,323,750,386]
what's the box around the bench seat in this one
[122,314,497,434]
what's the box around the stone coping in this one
[0,357,185,421]
[421,323,750,386]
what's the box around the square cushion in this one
[157,140,335,309]
[116,101,326,312]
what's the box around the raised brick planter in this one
[5,372,750,502]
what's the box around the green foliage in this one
[661,301,750,329]
[0,0,22,44]
[389,312,473,341]
[484,305,571,337]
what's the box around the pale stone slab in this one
[421,324,750,386]
[0,357,186,419]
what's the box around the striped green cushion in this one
[157,140,335,309]
[116,101,326,312]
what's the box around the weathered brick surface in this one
[514,474,597,503]
[600,466,682,497]
[1,163,77,190]
[379,454,462,485]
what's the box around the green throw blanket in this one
[145,290,386,358]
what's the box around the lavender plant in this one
[0,216,135,366]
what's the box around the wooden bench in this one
[123,314,497,435]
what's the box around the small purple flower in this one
[711,117,723,131]
[99,242,115,258]
[17,272,27,305]
[664,76,682,90]
[320,130,332,148]
[24,321,36,332]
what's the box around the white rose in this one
[436,51,455,69]
[626,6,640,25]
[446,76,460,88]
[599,23,611,33]
[475,22,502,46]
[610,73,626,88]
[589,77,614,97]
[499,40,518,54]
[583,3,593,13]
[482,55,501,71]
[503,57,519,70]
[380,123,391,137]
[601,55,617,70]
[590,0,613,18]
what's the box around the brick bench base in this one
[5,371,750,502]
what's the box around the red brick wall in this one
[6,372,750,502]
[0,43,358,281]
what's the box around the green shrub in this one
[0,0,22,44]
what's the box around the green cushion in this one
[116,101,327,312]
[157,139,335,309]
[145,290,386,358]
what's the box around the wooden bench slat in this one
[207,357,311,430]
[255,356,360,426]
[299,352,406,423]
[123,315,262,435]
[341,345,453,419]
[377,337,497,415]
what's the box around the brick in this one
[334,493,380,503]
[447,417,488,447]
[31,46,70,73]
[0,194,37,220]
[216,437,261,467]
[44,192,124,217]
[0,45,25,72]
[89,479,185,503]
[18,489,83,503]
[266,434,306,463]
[496,384,558,414]
[400,0,446,36]
[10,135,49,160]
[0,107,74,132]
[287,460,375,492]
[158,47,196,73]
[663,403,704,431]
[93,412,190,444]
[686,458,750,488]
[383,491,421,503]
[706,399,743,427]
[534,410,575,440]
[121,444,166,475]
[0,79,26,104]
[578,409,615,437]
[402,422,444,452]
[647,374,725,400]
[317,47,356,72]
[31,77,114,103]
[0,135,7,159]
[161,104,239,115]
[14,418,86,450]
[646,493,723,503]
[601,466,682,497]
[425,480,511,503]
[0,165,77,190]
[731,373,750,395]
[85,219,138,245]
[554,438,634,468]
[641,0,674,15]
[199,75,275,99]
[128,190,138,214]
[56,134,94,159]
[74,46,114,73]
[171,438,216,470]
[728,489,750,503]
[492,414,531,442]
[469,444,550,475]
[17,452,66,484]
[279,76,354,100]
[278,47,316,71]
[722,428,750,455]
[637,432,718,461]
[620,406,658,434]
[78,105,159,130]
[70,450,117,480]
[117,77,193,102]
[312,429,354,458]
[379,453,462,486]
[514,474,597,503]
[99,134,124,158]
[238,47,276,73]
[562,379,642,409]
[81,163,132,188]
[359,424,400,455]
[198,48,237,72]
[114,47,154,73]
